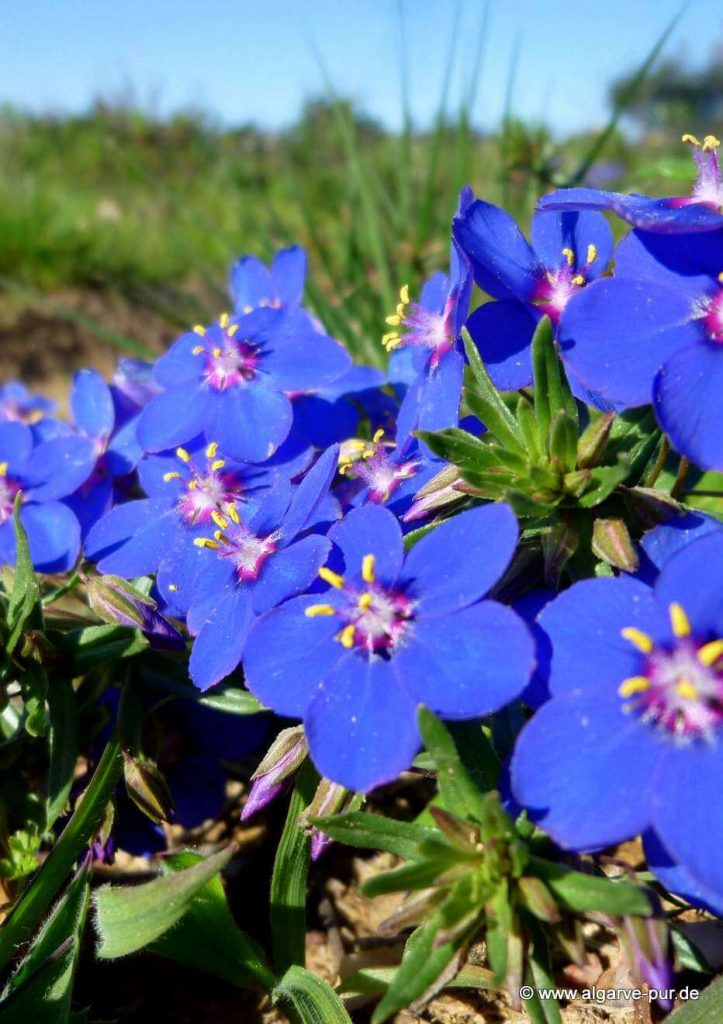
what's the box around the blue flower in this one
[137,308,351,462]
[229,246,307,315]
[0,382,55,425]
[453,198,613,394]
[181,445,341,691]
[510,530,723,912]
[557,227,723,469]
[0,421,92,571]
[85,435,281,613]
[242,502,534,791]
[384,190,474,444]
[537,134,723,234]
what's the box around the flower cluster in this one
[2,134,721,928]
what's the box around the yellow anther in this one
[192,345,205,355]
[228,324,239,336]
[676,678,699,701]
[213,530,231,545]
[372,428,385,443]
[361,448,375,459]
[586,243,597,265]
[669,602,692,638]
[385,314,401,327]
[619,676,651,698]
[339,624,356,649]
[698,640,723,667]
[682,133,701,147]
[176,447,191,463]
[358,592,373,610]
[382,332,401,351]
[361,554,376,583]
[226,503,240,524]
[703,135,720,151]
[319,566,345,589]
[719,272,723,283]
[621,627,654,654]
[0,462,7,476]
[168,584,178,592]
[562,246,574,266]
[399,284,410,305]
[192,324,206,336]
[212,347,222,358]
[219,312,229,328]
[188,479,198,490]
[304,604,336,618]
[193,537,219,550]
[211,459,226,471]
[211,511,229,530]
[163,471,182,482]
[571,274,585,286]
[347,440,368,451]
[206,441,219,459]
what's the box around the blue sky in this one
[0,1,719,135]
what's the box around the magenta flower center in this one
[703,286,723,343]
[619,604,723,742]
[197,518,278,582]
[382,286,456,368]
[338,434,419,503]
[532,244,600,324]
[192,318,259,393]
[165,444,247,527]
[0,465,21,525]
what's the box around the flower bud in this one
[619,904,673,1008]
[86,574,184,651]
[123,752,174,824]
[403,465,465,523]
[302,777,357,860]
[242,726,308,821]
[577,413,614,469]
[592,517,639,572]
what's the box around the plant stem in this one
[671,457,690,500]
[643,437,669,488]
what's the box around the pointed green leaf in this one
[313,811,436,860]
[46,678,79,828]
[461,329,525,454]
[5,496,42,656]
[529,857,651,916]
[531,316,577,448]
[272,964,352,1024]
[418,708,485,822]
[372,922,459,1024]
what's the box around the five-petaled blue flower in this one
[537,134,723,234]
[137,308,351,462]
[243,502,534,791]
[511,530,723,914]
[230,245,308,316]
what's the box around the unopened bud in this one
[619,902,673,1008]
[86,574,184,651]
[242,726,308,821]
[404,465,465,523]
[302,777,357,860]
[123,752,174,824]
[592,517,639,572]
[577,413,614,468]
[517,875,561,923]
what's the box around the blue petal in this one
[0,422,33,474]
[653,742,723,901]
[89,500,176,576]
[156,529,211,615]
[328,504,404,586]
[640,512,722,581]
[419,271,449,314]
[229,256,274,313]
[653,530,723,636]
[530,209,613,278]
[25,435,96,500]
[247,477,292,535]
[511,691,661,850]
[206,385,292,462]
[243,595,345,716]
[644,830,723,916]
[291,395,359,448]
[252,535,331,615]
[395,349,463,446]
[654,342,723,471]
[189,588,255,691]
[280,444,339,541]
[21,502,81,572]
[537,576,667,698]
[137,383,212,453]
[185,557,238,635]
[271,246,307,308]
[614,230,720,299]
[558,279,699,407]
[261,310,351,390]
[105,416,142,476]
[71,369,114,440]
[85,497,171,559]
[153,331,206,388]
[513,589,555,709]
[537,188,723,234]
[453,199,542,302]
[465,300,538,391]
[404,503,518,617]
[398,601,533,717]
[305,653,420,791]
[65,477,113,539]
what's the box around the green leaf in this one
[666,975,723,1024]
[362,856,459,900]
[94,845,235,959]
[20,661,49,737]
[485,880,511,983]
[670,926,711,975]
[149,852,275,991]
[461,328,525,454]
[313,811,436,860]
[46,678,79,829]
[574,460,630,508]
[526,918,563,1024]
[273,964,352,1024]
[54,624,148,675]
[270,761,317,975]
[197,684,264,716]
[549,411,578,473]
[372,922,460,1024]
[5,495,42,656]
[418,708,484,822]
[0,866,90,1024]
[531,316,577,449]
[529,858,651,916]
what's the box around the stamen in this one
[176,447,191,463]
[562,246,574,266]
[621,627,654,654]
[676,678,699,701]
[669,602,692,638]
[163,471,182,482]
[212,347,222,358]
[682,133,702,148]
[193,537,219,550]
[372,428,385,443]
[619,676,651,698]
[319,566,345,589]
[192,345,205,355]
[168,584,178,592]
[228,324,239,336]
[586,243,597,264]
[0,462,8,476]
[361,554,376,583]
[206,441,219,459]
[399,284,410,304]
[703,135,720,151]
[211,511,229,529]
[358,593,373,610]
[193,324,206,336]
[571,274,585,286]
[211,459,226,471]
[339,624,356,649]
[220,312,229,328]
[305,604,336,618]
[698,640,723,667]
[226,503,240,524]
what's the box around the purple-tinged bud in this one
[619,901,673,1009]
[123,752,174,824]
[242,726,308,821]
[86,574,185,651]
[302,778,360,861]
[403,465,465,523]
[577,412,615,469]
[592,517,639,572]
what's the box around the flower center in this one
[0,462,20,524]
[682,133,722,210]
[164,443,247,526]
[619,603,723,742]
[195,516,278,582]
[382,285,455,367]
[532,244,598,324]
[191,314,259,392]
[306,554,415,656]
[702,282,723,343]
[338,431,419,503]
